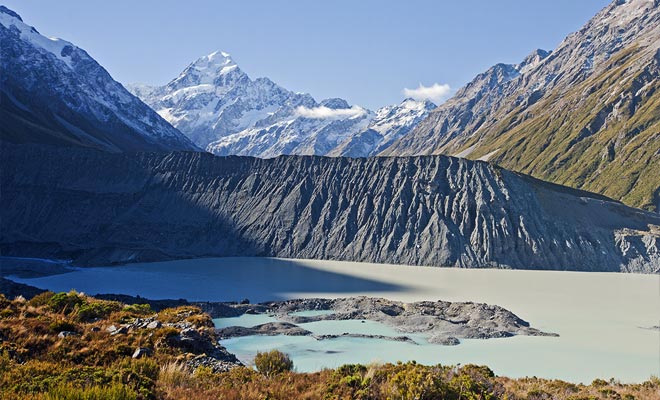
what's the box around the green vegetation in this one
[457,45,660,211]
[1,292,658,399]
[254,349,294,377]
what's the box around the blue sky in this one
[5,0,610,109]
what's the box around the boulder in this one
[132,347,153,359]
[146,320,162,329]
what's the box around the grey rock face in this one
[1,144,658,272]
[0,7,197,153]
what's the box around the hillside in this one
[1,144,658,272]
[381,0,660,211]
[0,7,197,153]
[0,292,658,400]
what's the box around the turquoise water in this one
[213,314,278,329]
[297,319,402,336]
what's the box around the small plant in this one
[48,291,86,315]
[76,300,123,322]
[27,291,55,308]
[122,303,153,315]
[49,320,77,333]
[254,350,294,377]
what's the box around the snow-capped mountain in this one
[128,51,318,149]
[130,50,434,158]
[0,6,197,152]
[206,97,374,157]
[328,98,436,157]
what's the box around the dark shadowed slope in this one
[1,144,658,272]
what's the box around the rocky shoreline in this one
[0,275,557,347]
[213,296,558,346]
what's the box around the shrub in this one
[386,362,448,400]
[45,382,137,400]
[48,292,86,315]
[76,300,122,322]
[592,378,609,387]
[49,320,78,333]
[122,303,153,316]
[0,308,14,319]
[254,350,294,377]
[27,291,55,308]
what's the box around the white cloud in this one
[295,105,366,119]
[402,83,452,103]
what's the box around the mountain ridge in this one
[379,0,660,211]
[0,6,198,153]
[2,143,657,273]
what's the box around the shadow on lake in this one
[8,257,409,302]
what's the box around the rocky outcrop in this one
[216,296,558,346]
[217,322,311,339]
[1,144,658,272]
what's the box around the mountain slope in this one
[381,0,660,211]
[205,97,374,157]
[0,7,197,153]
[127,51,319,149]
[2,143,658,272]
[328,98,436,157]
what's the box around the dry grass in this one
[2,293,659,400]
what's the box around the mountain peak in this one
[191,50,237,73]
[516,48,551,74]
[320,98,351,109]
[0,6,22,22]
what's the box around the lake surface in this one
[8,257,660,383]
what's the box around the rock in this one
[217,322,311,339]
[106,325,117,333]
[224,296,559,345]
[186,354,241,373]
[240,298,250,305]
[428,336,460,346]
[314,333,418,345]
[110,326,128,336]
[146,320,161,329]
[132,347,152,359]
[57,331,78,338]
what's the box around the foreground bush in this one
[254,349,294,377]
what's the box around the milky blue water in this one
[11,257,660,383]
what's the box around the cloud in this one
[402,83,452,103]
[295,105,366,119]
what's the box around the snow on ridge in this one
[0,8,79,69]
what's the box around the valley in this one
[1,1,659,397]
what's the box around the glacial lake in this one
[7,257,659,383]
